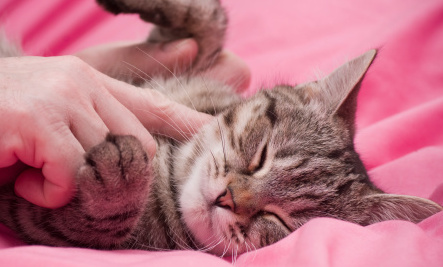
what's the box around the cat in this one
[0,0,441,257]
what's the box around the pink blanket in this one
[1,0,442,266]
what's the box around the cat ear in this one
[313,50,376,135]
[361,193,442,224]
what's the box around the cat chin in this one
[206,238,248,257]
[196,209,249,256]
[178,156,219,249]
[179,159,211,236]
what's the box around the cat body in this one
[0,0,441,256]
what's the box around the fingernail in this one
[146,140,157,161]
[161,39,193,52]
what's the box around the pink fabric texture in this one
[1,0,442,266]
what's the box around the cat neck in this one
[130,138,198,251]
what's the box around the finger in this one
[15,130,84,208]
[75,39,198,81]
[0,161,28,186]
[101,74,213,141]
[69,107,110,151]
[14,168,74,209]
[91,86,157,159]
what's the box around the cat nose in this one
[215,189,235,212]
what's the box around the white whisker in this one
[120,59,201,143]
[135,47,206,132]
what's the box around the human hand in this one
[76,39,251,92]
[0,39,250,209]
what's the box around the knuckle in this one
[42,56,101,99]
[60,55,88,70]
[147,89,173,115]
[57,56,97,83]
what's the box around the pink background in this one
[1,0,443,266]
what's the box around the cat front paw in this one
[77,134,151,217]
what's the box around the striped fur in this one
[0,0,441,257]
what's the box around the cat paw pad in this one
[77,134,150,200]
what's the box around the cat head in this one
[177,50,442,255]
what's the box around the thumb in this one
[14,168,75,209]
[76,39,198,81]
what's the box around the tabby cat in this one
[0,0,441,257]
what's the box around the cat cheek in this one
[248,218,290,248]
[179,194,212,246]
[178,162,215,245]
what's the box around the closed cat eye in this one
[248,144,268,174]
[258,211,291,232]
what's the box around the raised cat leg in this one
[96,0,227,70]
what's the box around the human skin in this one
[0,38,250,209]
